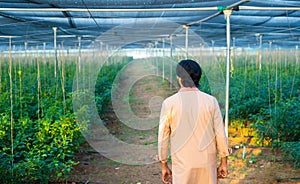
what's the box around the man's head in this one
[176,59,202,88]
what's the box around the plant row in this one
[0,54,132,183]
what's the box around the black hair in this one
[176,59,202,87]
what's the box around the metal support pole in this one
[183,25,189,59]
[78,36,81,72]
[53,27,57,78]
[224,9,232,138]
[170,35,173,90]
[8,35,14,169]
[106,44,109,65]
[43,42,46,58]
[155,40,159,75]
[233,37,236,57]
[232,37,236,73]
[36,43,39,57]
[92,41,95,58]
[24,41,28,62]
[100,41,103,51]
[162,38,165,79]
[255,33,262,90]
[233,37,236,48]
[9,36,12,52]
[296,45,298,65]
[13,45,15,56]
[259,34,262,70]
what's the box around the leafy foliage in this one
[95,62,127,114]
[228,52,300,167]
[0,55,131,182]
[281,142,300,168]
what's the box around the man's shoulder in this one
[163,91,218,105]
[198,91,215,99]
[195,91,219,107]
[163,93,180,105]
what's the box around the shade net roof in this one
[0,0,300,50]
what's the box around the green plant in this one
[281,142,300,168]
[0,55,132,183]
[0,105,84,183]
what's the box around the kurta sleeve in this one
[213,98,230,158]
[158,101,171,163]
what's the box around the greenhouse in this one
[0,0,299,183]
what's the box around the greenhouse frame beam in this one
[1,5,300,13]
[0,7,219,12]
[188,0,249,26]
[0,5,300,12]
[239,6,300,11]
[0,36,20,38]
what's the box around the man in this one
[158,59,230,184]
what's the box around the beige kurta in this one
[158,89,230,184]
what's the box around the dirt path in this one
[67,59,300,184]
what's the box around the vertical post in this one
[78,36,81,72]
[75,43,79,90]
[67,46,70,56]
[155,40,159,75]
[170,35,173,90]
[231,37,236,73]
[224,9,232,138]
[99,41,103,64]
[53,27,57,78]
[9,36,12,53]
[233,37,236,58]
[296,45,299,65]
[36,43,39,56]
[24,41,28,62]
[8,36,14,172]
[61,41,66,113]
[13,45,16,57]
[211,40,215,54]
[268,41,272,64]
[0,48,2,94]
[100,41,103,51]
[183,25,189,59]
[36,43,41,120]
[17,44,22,118]
[106,44,109,65]
[43,42,46,61]
[92,41,95,58]
[199,43,202,60]
[255,33,263,89]
[259,34,262,70]
[162,38,165,79]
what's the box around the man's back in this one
[159,89,229,183]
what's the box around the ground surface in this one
[65,60,300,184]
